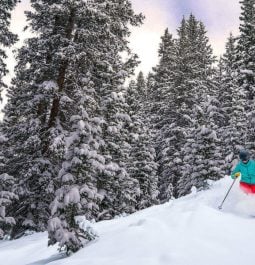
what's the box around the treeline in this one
[0,0,255,255]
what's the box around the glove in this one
[234,172,241,178]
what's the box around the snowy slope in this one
[1,176,255,265]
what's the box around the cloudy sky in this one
[1,0,241,117]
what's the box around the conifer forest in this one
[0,0,255,254]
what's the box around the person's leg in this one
[251,184,255,194]
[240,182,252,194]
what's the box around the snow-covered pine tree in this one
[86,0,144,220]
[0,0,18,235]
[0,0,17,101]
[148,28,180,201]
[150,29,176,130]
[0,134,18,239]
[1,0,143,250]
[235,0,255,154]
[1,0,103,238]
[159,17,196,200]
[0,0,74,236]
[170,15,215,196]
[146,72,156,102]
[97,74,141,219]
[136,71,147,99]
[144,71,157,137]
[0,173,18,239]
[126,79,159,210]
[178,96,224,196]
[218,33,247,172]
[48,70,106,253]
[44,0,124,252]
[46,0,144,252]
[150,15,216,199]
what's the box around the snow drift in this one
[1,176,255,265]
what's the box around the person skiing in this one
[231,149,255,194]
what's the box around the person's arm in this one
[231,163,241,179]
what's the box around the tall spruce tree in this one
[0,135,18,239]
[85,1,144,221]
[0,0,17,101]
[127,79,159,210]
[150,15,216,199]
[48,86,105,253]
[1,0,144,252]
[175,15,220,196]
[235,0,255,154]
[1,0,80,237]
[218,33,247,172]
[136,71,147,99]
[0,0,95,237]
[178,97,224,196]
[149,28,179,201]
[48,0,144,252]
[2,0,106,237]
[0,0,18,238]
[150,28,176,130]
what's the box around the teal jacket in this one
[231,160,255,184]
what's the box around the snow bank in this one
[1,177,255,265]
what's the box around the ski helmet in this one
[239,149,250,162]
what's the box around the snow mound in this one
[1,176,255,265]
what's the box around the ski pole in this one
[218,177,238,210]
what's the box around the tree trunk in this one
[47,9,75,128]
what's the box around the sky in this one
[0,0,241,117]
[131,0,241,74]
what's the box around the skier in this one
[231,149,255,194]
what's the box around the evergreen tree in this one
[0,0,19,238]
[48,93,105,253]
[0,134,18,238]
[218,33,247,172]
[149,15,216,199]
[0,0,18,101]
[1,0,90,237]
[178,97,224,196]
[150,28,176,129]
[85,0,144,221]
[48,0,143,251]
[136,71,147,99]
[1,0,98,237]
[235,0,255,154]
[1,0,143,252]
[127,79,159,210]
[97,75,141,219]
[175,15,222,197]
[149,28,179,200]
[0,0,18,229]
